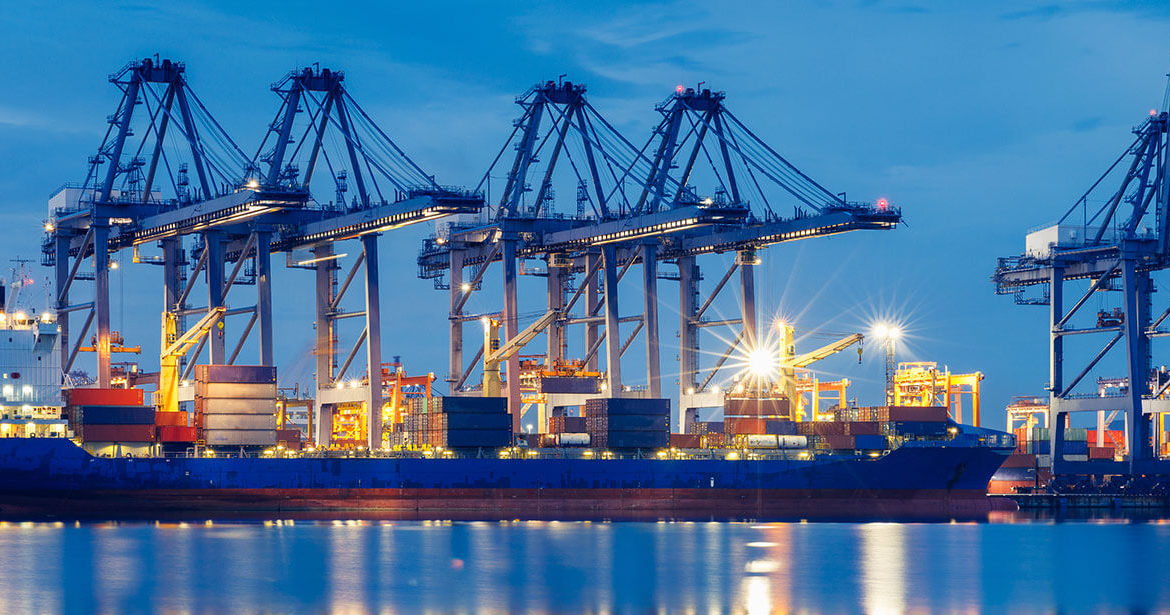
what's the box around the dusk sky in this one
[2,0,1169,429]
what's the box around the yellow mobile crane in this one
[157,307,225,415]
[482,310,561,397]
[777,322,864,420]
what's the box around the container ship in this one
[0,388,1016,519]
[0,294,1015,520]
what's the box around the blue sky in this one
[1,0,1169,428]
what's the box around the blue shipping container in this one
[77,406,156,425]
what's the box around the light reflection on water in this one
[0,518,1168,614]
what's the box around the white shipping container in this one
[1063,454,1089,462]
[203,414,276,430]
[777,435,809,449]
[204,429,276,446]
[200,383,277,399]
[746,434,778,448]
[204,398,278,413]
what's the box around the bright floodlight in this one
[747,348,777,377]
[873,322,901,340]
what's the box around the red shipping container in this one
[155,411,188,427]
[1089,447,1115,460]
[157,425,197,442]
[66,388,144,407]
[670,434,702,448]
[724,417,767,435]
[82,424,155,442]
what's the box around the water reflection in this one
[859,523,907,615]
[0,518,1168,613]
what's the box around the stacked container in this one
[66,388,154,444]
[403,396,511,449]
[155,409,195,444]
[194,365,277,447]
[585,398,670,449]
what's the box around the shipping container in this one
[1063,428,1088,442]
[1062,453,1089,462]
[80,424,155,443]
[432,396,508,414]
[604,414,670,431]
[1089,447,1115,460]
[199,398,277,414]
[154,411,188,427]
[198,383,278,399]
[668,433,702,448]
[65,388,144,407]
[76,406,155,425]
[585,397,670,416]
[157,425,197,442]
[194,364,277,384]
[538,377,600,394]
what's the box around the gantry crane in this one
[45,59,481,452]
[993,77,1170,472]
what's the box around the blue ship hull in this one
[0,433,1015,520]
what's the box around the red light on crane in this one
[676,85,685,94]
[876,198,889,210]
[1151,109,1159,117]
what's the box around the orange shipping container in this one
[155,411,188,427]
[66,388,144,407]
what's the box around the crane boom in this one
[483,309,560,397]
[792,333,865,368]
[157,307,226,414]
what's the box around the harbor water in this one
[1,515,1169,613]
